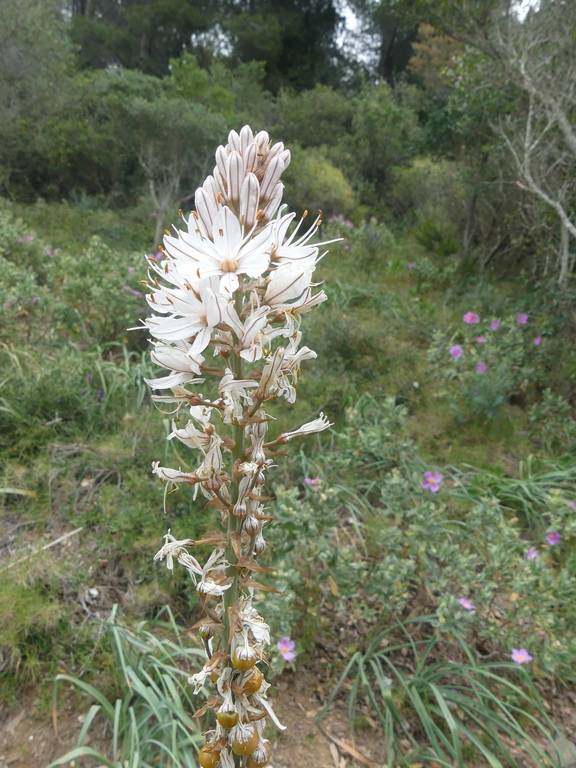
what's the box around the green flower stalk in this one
[144,126,335,767]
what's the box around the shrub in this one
[284,145,356,216]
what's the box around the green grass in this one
[322,616,560,768]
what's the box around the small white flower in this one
[154,532,199,573]
[278,413,332,442]
[151,462,198,484]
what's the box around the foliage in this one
[324,616,559,768]
[50,606,204,768]
[284,145,356,215]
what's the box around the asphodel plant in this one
[143,126,335,768]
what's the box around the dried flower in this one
[277,636,296,662]
[511,648,533,664]
[421,471,443,493]
[463,311,480,325]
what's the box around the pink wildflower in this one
[546,531,561,546]
[489,319,502,331]
[421,471,443,493]
[277,636,296,662]
[533,335,542,346]
[304,476,321,489]
[511,648,533,664]
[457,597,476,612]
[463,312,480,325]
[475,361,488,374]
[525,547,539,561]
[475,335,487,345]
[516,313,529,325]
[450,345,463,359]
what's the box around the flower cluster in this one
[144,126,334,767]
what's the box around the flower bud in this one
[254,532,266,554]
[243,515,260,535]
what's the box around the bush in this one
[284,145,356,215]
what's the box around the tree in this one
[117,96,226,243]
[0,0,74,190]
[68,0,217,75]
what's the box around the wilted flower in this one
[277,636,296,662]
[475,361,488,374]
[457,597,476,612]
[463,311,480,325]
[475,335,487,344]
[516,313,529,325]
[489,319,502,331]
[546,531,561,545]
[304,476,321,489]
[533,335,542,346]
[421,471,443,493]
[511,648,533,664]
[449,344,463,359]
[525,547,540,561]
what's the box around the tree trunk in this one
[558,219,570,288]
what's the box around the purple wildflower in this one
[525,547,539,561]
[277,636,296,662]
[457,597,476,612]
[421,471,444,493]
[533,335,542,346]
[475,361,488,374]
[475,335,487,345]
[489,319,502,331]
[511,648,533,664]
[546,531,561,546]
[304,476,321,489]
[450,345,463,360]
[516,313,529,325]
[463,312,480,325]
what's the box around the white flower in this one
[264,266,313,306]
[239,598,271,645]
[270,209,337,269]
[277,413,332,442]
[154,532,201,573]
[219,369,258,423]
[197,548,230,597]
[146,275,241,357]
[164,207,274,295]
[145,341,204,390]
[151,461,198,484]
[169,420,211,451]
